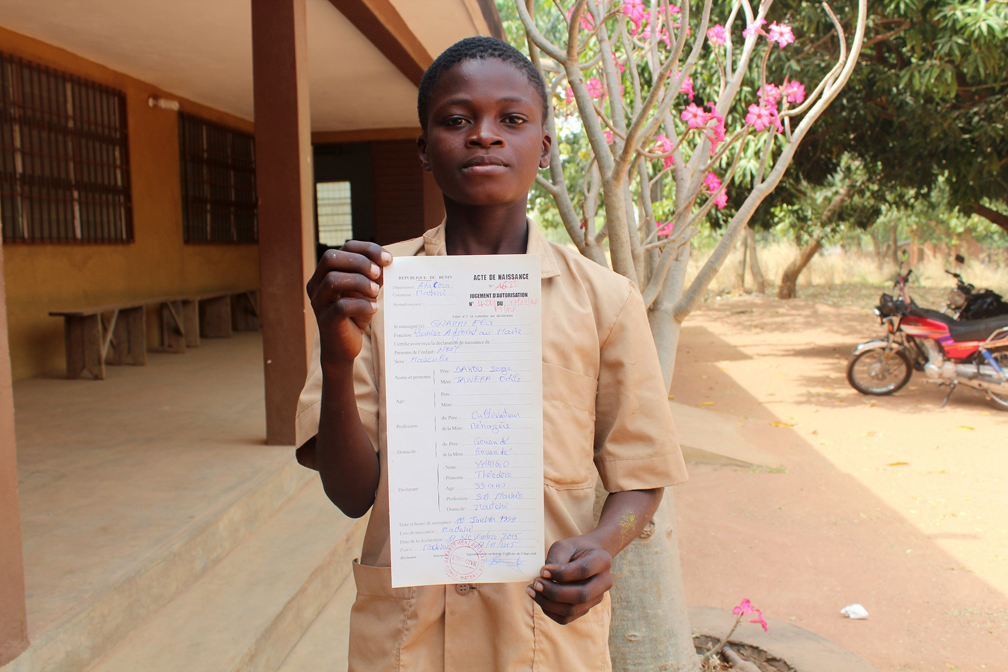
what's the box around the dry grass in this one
[689,239,1008,309]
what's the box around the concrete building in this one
[0,1,501,669]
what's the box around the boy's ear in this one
[539,129,552,170]
[417,132,432,172]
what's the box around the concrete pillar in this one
[0,245,29,666]
[251,0,316,445]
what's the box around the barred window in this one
[0,52,132,244]
[178,113,257,243]
[316,180,353,247]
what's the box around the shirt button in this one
[455,584,470,595]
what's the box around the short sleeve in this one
[295,327,380,451]
[593,286,688,491]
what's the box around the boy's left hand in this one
[526,535,613,625]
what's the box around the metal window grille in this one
[0,52,133,244]
[316,180,353,247]
[178,113,257,244]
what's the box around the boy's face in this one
[418,59,551,207]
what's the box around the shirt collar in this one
[422,219,561,279]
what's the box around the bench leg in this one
[108,307,146,366]
[126,307,147,365]
[64,315,104,380]
[200,296,232,338]
[182,299,200,348]
[161,301,186,353]
[232,291,262,332]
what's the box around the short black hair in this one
[417,36,549,130]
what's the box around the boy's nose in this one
[467,120,503,147]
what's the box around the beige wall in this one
[0,27,260,381]
[0,242,28,666]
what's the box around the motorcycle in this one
[944,255,1008,321]
[847,268,1008,409]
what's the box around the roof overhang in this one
[0,0,502,132]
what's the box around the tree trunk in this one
[745,227,766,294]
[609,492,698,672]
[972,203,1008,234]
[737,229,748,291]
[777,238,822,299]
[605,245,699,672]
[889,224,899,264]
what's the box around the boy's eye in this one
[444,117,469,126]
[503,115,527,125]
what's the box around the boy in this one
[295,37,687,671]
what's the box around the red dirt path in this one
[672,296,1008,672]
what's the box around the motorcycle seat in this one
[909,307,956,326]
[947,314,1008,343]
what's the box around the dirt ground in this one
[671,294,1008,672]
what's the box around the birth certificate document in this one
[383,254,543,588]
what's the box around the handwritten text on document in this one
[384,254,543,588]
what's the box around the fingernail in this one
[381,251,393,263]
[541,570,551,579]
[526,588,536,598]
[370,263,380,278]
[370,301,378,311]
[370,281,379,294]
[533,581,543,591]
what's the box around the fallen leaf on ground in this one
[770,421,796,427]
[957,426,974,431]
[667,394,674,400]
[887,462,909,466]
[699,401,714,407]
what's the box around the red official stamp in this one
[444,538,485,582]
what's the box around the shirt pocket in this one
[542,362,598,488]
[348,561,414,672]
[533,593,611,671]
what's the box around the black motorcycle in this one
[945,255,1008,321]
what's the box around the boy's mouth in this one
[462,155,508,175]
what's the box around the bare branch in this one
[515,0,566,62]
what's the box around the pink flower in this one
[681,103,709,129]
[704,172,721,193]
[758,83,781,105]
[565,86,574,105]
[565,6,595,31]
[679,74,694,100]
[641,24,672,48]
[749,608,769,632]
[656,221,675,237]
[745,103,779,132]
[706,24,727,47]
[586,77,606,100]
[768,22,795,48]
[733,599,755,616]
[604,129,614,144]
[623,0,648,35]
[782,79,805,104]
[612,54,626,74]
[654,134,675,168]
[714,190,728,209]
[742,18,766,39]
[705,107,726,153]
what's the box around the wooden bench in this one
[50,289,259,379]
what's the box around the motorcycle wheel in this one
[847,348,913,396]
[987,351,1008,410]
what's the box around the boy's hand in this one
[526,535,613,625]
[306,241,392,373]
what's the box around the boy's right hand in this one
[306,241,392,372]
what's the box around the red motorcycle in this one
[847,269,1008,409]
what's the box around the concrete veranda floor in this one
[12,332,292,641]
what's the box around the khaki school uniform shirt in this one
[296,222,687,672]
